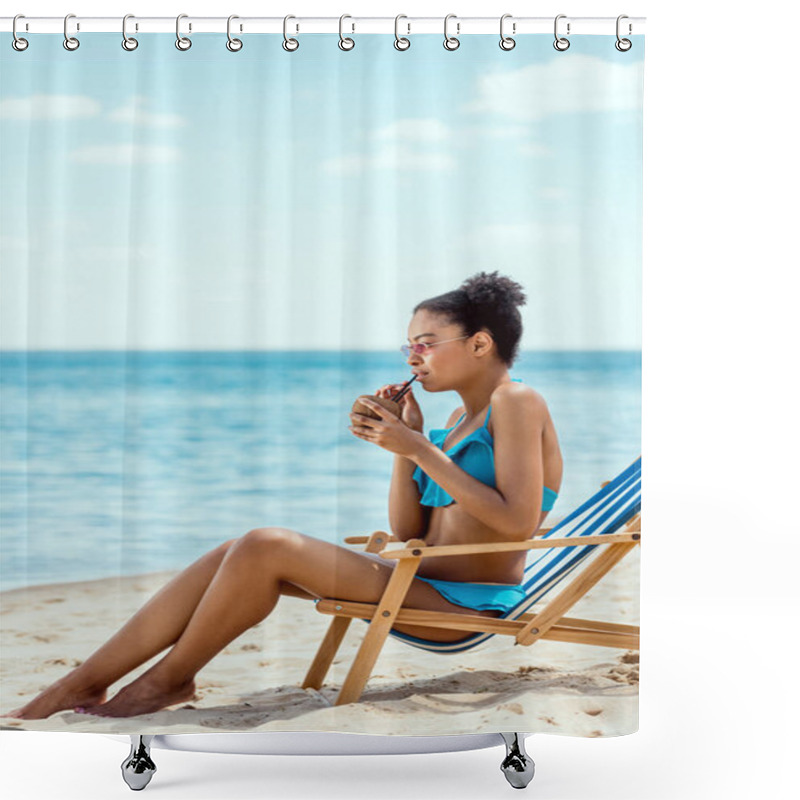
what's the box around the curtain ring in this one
[339,15,355,51]
[176,14,192,50]
[12,15,29,51]
[615,15,632,51]
[443,14,460,51]
[283,15,299,51]
[394,14,410,50]
[63,13,80,51]
[226,15,243,52]
[499,14,515,51]
[122,14,138,51]
[554,14,570,51]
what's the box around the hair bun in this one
[461,270,527,309]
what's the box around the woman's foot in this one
[75,670,197,718]
[3,677,107,720]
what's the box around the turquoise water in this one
[0,350,640,591]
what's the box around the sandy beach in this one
[0,542,639,737]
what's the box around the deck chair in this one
[302,455,641,706]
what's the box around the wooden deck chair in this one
[302,455,641,706]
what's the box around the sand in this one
[0,544,639,737]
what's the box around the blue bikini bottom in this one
[414,576,526,614]
[355,551,525,613]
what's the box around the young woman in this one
[4,270,562,719]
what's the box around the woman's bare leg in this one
[4,537,243,719]
[75,527,494,719]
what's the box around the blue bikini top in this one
[411,379,559,511]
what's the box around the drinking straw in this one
[390,373,419,402]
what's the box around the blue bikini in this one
[410,378,558,614]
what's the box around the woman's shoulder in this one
[491,380,547,409]
[490,383,550,434]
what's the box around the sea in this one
[0,350,640,592]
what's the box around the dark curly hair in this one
[413,270,527,366]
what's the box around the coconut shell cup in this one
[352,394,401,420]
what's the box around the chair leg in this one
[500,733,535,789]
[303,530,397,691]
[121,735,156,791]
[302,615,353,690]
[334,556,422,705]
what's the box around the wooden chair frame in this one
[301,489,641,706]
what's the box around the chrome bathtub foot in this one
[121,735,156,791]
[499,732,535,789]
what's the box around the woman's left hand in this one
[349,398,425,458]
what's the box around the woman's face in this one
[405,310,483,391]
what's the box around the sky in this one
[0,33,644,351]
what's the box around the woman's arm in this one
[387,455,430,541]
[408,388,546,540]
[387,405,462,541]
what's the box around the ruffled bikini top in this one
[412,378,559,510]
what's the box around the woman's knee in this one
[236,526,301,553]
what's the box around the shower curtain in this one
[0,26,644,738]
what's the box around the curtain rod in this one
[1,16,646,36]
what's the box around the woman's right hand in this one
[376,384,424,433]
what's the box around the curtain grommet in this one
[554,15,570,51]
[615,15,632,51]
[283,15,299,52]
[443,14,460,51]
[394,15,411,51]
[338,15,355,51]
[226,15,243,52]
[175,14,192,51]
[12,14,29,51]
[499,14,516,51]
[63,13,80,51]
[121,14,138,51]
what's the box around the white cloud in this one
[330,112,551,174]
[518,141,553,157]
[107,95,186,128]
[322,143,455,175]
[69,144,182,165]
[373,118,451,143]
[462,54,644,121]
[463,221,576,249]
[0,93,101,120]
[464,123,536,140]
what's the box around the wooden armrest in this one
[379,530,640,560]
[346,529,551,545]
[344,533,400,546]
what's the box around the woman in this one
[4,270,562,720]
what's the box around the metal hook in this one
[226,15,243,52]
[176,13,192,50]
[63,13,80,51]
[443,14,460,51]
[283,15,299,51]
[122,14,138,51]
[339,14,355,51]
[12,14,29,51]
[394,14,411,51]
[499,14,516,51]
[615,14,632,51]
[554,14,571,51]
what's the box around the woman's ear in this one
[472,331,493,355]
